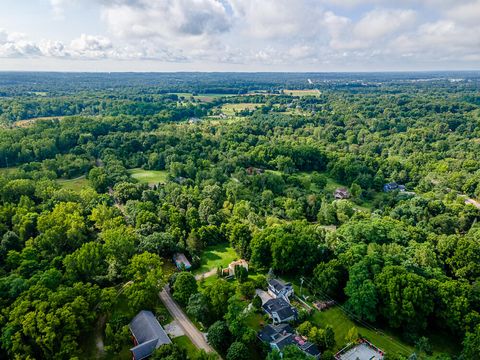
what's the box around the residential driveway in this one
[256,289,273,305]
[159,288,215,353]
[164,320,185,338]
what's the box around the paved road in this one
[159,287,215,353]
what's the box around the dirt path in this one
[194,268,217,281]
[159,287,215,353]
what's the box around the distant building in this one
[173,253,192,270]
[246,166,265,175]
[262,297,298,324]
[383,182,406,192]
[334,187,350,200]
[129,310,171,360]
[223,259,248,277]
[267,278,294,301]
[188,117,201,124]
[258,324,320,359]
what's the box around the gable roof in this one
[263,298,297,321]
[258,324,321,358]
[258,324,294,342]
[129,310,171,360]
[268,279,291,293]
[173,253,192,269]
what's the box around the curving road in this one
[159,287,215,353]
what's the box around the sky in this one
[0,0,479,72]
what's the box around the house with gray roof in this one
[267,278,294,301]
[129,310,172,360]
[258,324,321,359]
[262,297,298,324]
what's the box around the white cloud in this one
[69,34,112,58]
[229,0,323,40]
[447,0,480,24]
[354,9,416,40]
[0,29,40,58]
[1,0,479,69]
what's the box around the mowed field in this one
[283,89,321,96]
[193,243,238,275]
[221,103,261,115]
[57,176,90,192]
[128,168,168,185]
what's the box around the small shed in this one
[129,310,171,360]
[334,188,350,200]
[173,253,192,270]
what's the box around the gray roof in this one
[258,324,294,342]
[268,279,292,294]
[129,310,172,360]
[263,298,298,321]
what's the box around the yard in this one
[193,243,238,275]
[310,307,414,356]
[283,274,458,357]
[128,168,168,185]
[57,175,90,192]
[173,336,204,359]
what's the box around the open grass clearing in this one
[194,243,238,275]
[221,103,262,115]
[128,168,168,185]
[283,89,321,97]
[57,175,90,192]
[13,116,64,128]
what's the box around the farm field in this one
[128,168,168,185]
[221,102,261,115]
[193,243,238,275]
[57,176,90,192]
[283,89,321,96]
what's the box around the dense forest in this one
[0,72,479,360]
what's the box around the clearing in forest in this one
[128,168,168,185]
[57,176,90,192]
[283,89,321,96]
[221,103,262,115]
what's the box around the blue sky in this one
[0,0,479,71]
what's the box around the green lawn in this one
[221,103,261,115]
[310,307,414,356]
[282,275,457,357]
[57,176,90,192]
[128,168,168,185]
[245,312,266,331]
[193,243,238,275]
[0,166,18,175]
[173,336,201,359]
